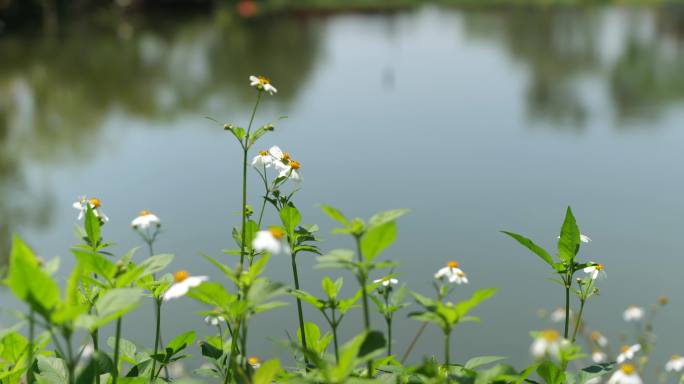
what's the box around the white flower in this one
[607,364,642,384]
[617,344,641,364]
[434,261,468,284]
[592,350,607,363]
[204,311,226,326]
[252,228,288,255]
[268,146,302,182]
[373,277,398,287]
[251,150,275,168]
[131,210,161,229]
[666,355,684,373]
[249,75,277,95]
[583,263,607,280]
[591,331,608,347]
[550,307,569,323]
[163,271,208,301]
[623,306,645,322]
[530,330,563,360]
[247,356,261,369]
[73,196,109,222]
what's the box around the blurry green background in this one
[1,0,684,379]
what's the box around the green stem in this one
[65,331,75,384]
[571,300,586,343]
[444,331,451,367]
[112,317,122,384]
[291,253,310,367]
[331,310,340,364]
[27,309,35,384]
[564,275,571,339]
[151,299,162,382]
[354,235,373,378]
[387,317,393,356]
[241,322,248,370]
[91,329,100,384]
[239,91,262,269]
[401,322,428,364]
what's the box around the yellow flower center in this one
[620,363,635,375]
[139,209,152,217]
[257,76,270,85]
[89,198,101,208]
[447,261,459,269]
[174,270,189,283]
[540,329,561,341]
[620,345,630,353]
[290,160,301,170]
[590,331,602,341]
[282,152,291,161]
[659,296,669,305]
[259,150,268,156]
[595,263,604,270]
[269,227,285,239]
[248,356,259,365]
[672,355,681,360]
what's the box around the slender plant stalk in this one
[563,275,571,339]
[354,235,373,378]
[290,253,310,367]
[27,309,35,384]
[239,91,262,269]
[112,318,122,384]
[401,322,428,364]
[91,329,100,384]
[150,299,162,382]
[331,310,340,364]
[444,331,451,367]
[65,331,75,384]
[571,300,586,343]
[387,317,393,356]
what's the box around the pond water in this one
[2,4,684,376]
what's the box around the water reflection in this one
[2,5,684,263]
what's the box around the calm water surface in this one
[2,4,684,373]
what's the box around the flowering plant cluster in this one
[1,75,681,384]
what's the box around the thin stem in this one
[330,309,340,364]
[91,329,100,384]
[65,331,75,384]
[444,331,451,367]
[354,235,373,378]
[386,317,393,356]
[27,309,35,384]
[151,299,162,382]
[401,322,428,364]
[564,275,571,339]
[239,91,263,269]
[112,317,122,384]
[290,253,310,367]
[571,300,586,343]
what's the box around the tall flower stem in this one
[290,252,309,367]
[27,309,35,384]
[353,235,373,378]
[386,317,393,356]
[444,331,451,367]
[150,299,162,382]
[571,300,586,343]
[563,274,571,339]
[401,322,427,363]
[112,317,122,384]
[239,91,262,269]
[330,310,340,364]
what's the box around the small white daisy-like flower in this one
[583,263,607,280]
[252,227,288,255]
[666,355,684,373]
[623,306,645,322]
[73,196,109,222]
[163,270,208,301]
[373,277,399,287]
[247,356,261,369]
[550,307,569,323]
[592,350,607,363]
[131,209,161,230]
[607,363,643,384]
[434,261,468,284]
[530,329,563,360]
[591,331,608,347]
[276,160,302,182]
[204,309,226,326]
[251,150,275,168]
[249,75,277,95]
[617,344,642,364]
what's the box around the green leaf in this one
[36,356,68,384]
[84,204,101,245]
[367,209,409,230]
[358,330,386,358]
[253,359,281,384]
[360,221,396,261]
[77,288,143,331]
[320,204,350,227]
[464,355,507,370]
[280,204,301,237]
[577,363,615,383]
[501,231,557,269]
[321,277,340,299]
[455,288,497,318]
[71,248,116,282]
[167,331,196,355]
[557,206,581,263]
[537,360,565,384]
[8,235,61,316]
[332,332,366,381]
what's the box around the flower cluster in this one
[252,146,302,182]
